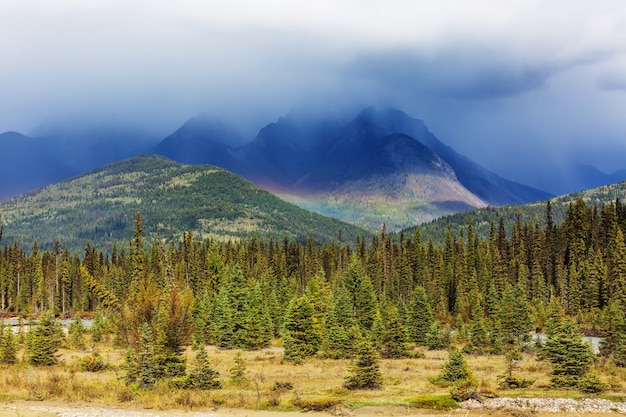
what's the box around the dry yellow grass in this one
[0,340,624,412]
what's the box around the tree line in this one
[0,198,626,390]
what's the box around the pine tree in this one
[497,347,534,389]
[465,299,490,354]
[0,327,17,364]
[282,295,321,362]
[91,311,108,344]
[379,303,410,358]
[135,322,157,387]
[229,350,249,386]
[599,300,626,367]
[28,311,62,366]
[497,283,532,349]
[344,340,383,390]
[242,282,273,350]
[407,285,434,345]
[68,315,86,350]
[544,318,594,388]
[436,348,474,386]
[187,345,221,389]
[425,320,448,350]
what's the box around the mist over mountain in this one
[150,107,551,230]
[6,106,624,231]
[0,131,79,199]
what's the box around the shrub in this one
[449,379,481,402]
[577,373,607,393]
[408,394,458,410]
[78,352,108,372]
[292,397,342,411]
[272,381,294,391]
[344,341,383,390]
[433,348,474,386]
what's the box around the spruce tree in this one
[344,340,383,390]
[497,283,532,349]
[0,327,17,364]
[282,295,321,362]
[544,318,594,388]
[242,282,273,350]
[187,345,221,389]
[68,315,86,350]
[229,350,249,386]
[379,303,410,358]
[436,348,474,386]
[599,300,626,367]
[425,320,448,350]
[465,300,490,354]
[135,322,157,387]
[28,311,62,366]
[407,285,434,345]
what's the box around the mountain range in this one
[0,107,574,231]
[0,155,364,252]
[150,107,551,230]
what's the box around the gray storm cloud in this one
[1,0,626,193]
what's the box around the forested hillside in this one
[416,180,626,245]
[0,155,363,252]
[1,196,626,391]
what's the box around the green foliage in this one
[78,352,108,372]
[407,394,458,410]
[28,311,63,366]
[68,316,87,350]
[577,372,607,393]
[425,321,449,350]
[544,318,594,388]
[0,327,17,365]
[282,295,321,362]
[497,283,533,349]
[433,349,474,387]
[497,348,534,390]
[407,286,434,345]
[229,350,248,386]
[599,300,626,367]
[379,302,410,359]
[344,340,383,390]
[0,155,364,252]
[187,345,222,390]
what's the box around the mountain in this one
[150,107,550,231]
[280,121,488,230]
[413,180,626,245]
[345,107,552,205]
[0,155,365,252]
[153,115,244,168]
[30,121,159,171]
[0,131,78,200]
[1,107,553,231]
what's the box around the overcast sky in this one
[2,1,626,188]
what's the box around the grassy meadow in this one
[1,334,625,413]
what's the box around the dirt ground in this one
[0,401,622,417]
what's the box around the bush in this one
[432,348,474,387]
[292,397,342,411]
[577,373,607,393]
[272,381,294,391]
[497,374,535,390]
[78,352,108,372]
[408,394,458,410]
[449,380,481,402]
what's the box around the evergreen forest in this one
[1,197,626,402]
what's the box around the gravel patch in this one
[460,397,626,413]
